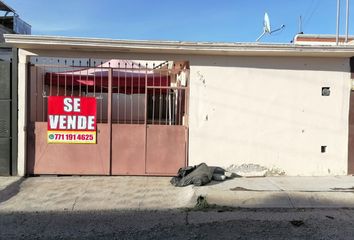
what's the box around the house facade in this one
[4,34,354,176]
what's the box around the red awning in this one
[44,60,170,94]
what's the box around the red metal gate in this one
[27,59,189,176]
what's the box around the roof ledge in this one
[4,34,354,57]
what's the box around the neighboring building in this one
[0,1,30,176]
[294,34,354,46]
[3,34,354,177]
[0,0,30,42]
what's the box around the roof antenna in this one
[256,12,285,42]
[298,15,303,34]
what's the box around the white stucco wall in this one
[17,49,28,176]
[188,56,351,176]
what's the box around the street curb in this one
[195,188,354,209]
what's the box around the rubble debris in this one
[195,196,210,210]
[290,220,304,227]
[226,164,285,177]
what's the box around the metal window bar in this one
[86,61,89,96]
[138,63,141,124]
[145,63,148,125]
[173,64,176,126]
[93,61,96,97]
[186,70,189,123]
[131,63,134,124]
[49,60,53,96]
[165,69,169,125]
[124,63,127,124]
[152,63,155,125]
[79,61,82,97]
[64,60,67,96]
[178,89,182,125]
[173,90,176,126]
[159,68,162,125]
[100,62,103,124]
[173,91,176,125]
[168,91,172,125]
[114,67,116,123]
[56,60,59,96]
[176,89,179,126]
[117,63,120,123]
[71,60,74,96]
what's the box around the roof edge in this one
[4,34,354,57]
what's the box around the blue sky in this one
[4,0,354,43]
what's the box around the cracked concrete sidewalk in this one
[0,175,354,212]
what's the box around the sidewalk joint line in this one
[71,180,91,211]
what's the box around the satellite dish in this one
[264,12,271,33]
[256,12,285,42]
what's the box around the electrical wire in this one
[304,0,321,27]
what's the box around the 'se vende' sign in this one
[47,96,97,144]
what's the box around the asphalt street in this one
[1,208,354,239]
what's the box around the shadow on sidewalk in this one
[0,177,26,204]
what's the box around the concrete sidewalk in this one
[0,176,353,212]
[196,176,354,208]
[0,177,195,212]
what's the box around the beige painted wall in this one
[188,56,351,176]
